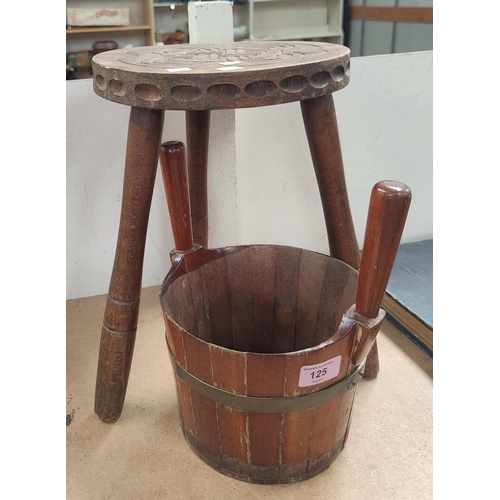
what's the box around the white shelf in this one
[249,0,344,44]
[153,2,186,6]
[250,28,342,41]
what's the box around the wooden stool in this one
[92,41,379,424]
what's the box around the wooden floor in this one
[66,285,432,500]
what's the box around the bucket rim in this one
[159,243,360,359]
[162,309,358,359]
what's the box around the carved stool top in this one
[92,41,350,111]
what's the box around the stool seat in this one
[92,41,350,111]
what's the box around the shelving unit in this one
[66,0,155,54]
[248,0,344,43]
[152,2,189,43]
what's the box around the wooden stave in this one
[160,244,362,483]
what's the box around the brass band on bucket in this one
[168,347,365,414]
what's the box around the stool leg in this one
[361,330,380,379]
[186,110,211,247]
[300,94,360,268]
[95,107,165,423]
[300,94,379,378]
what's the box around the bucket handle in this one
[159,141,196,259]
[159,141,412,366]
[351,181,412,366]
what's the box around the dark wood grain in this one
[250,246,277,353]
[273,246,302,353]
[216,405,248,463]
[191,391,221,467]
[94,107,164,423]
[362,340,380,380]
[188,263,213,342]
[354,181,411,372]
[246,352,285,470]
[363,343,380,378]
[294,250,328,350]
[300,94,360,269]
[248,413,282,468]
[159,141,194,252]
[281,409,315,466]
[211,343,248,470]
[183,329,212,384]
[165,272,198,338]
[225,248,255,351]
[210,346,246,394]
[205,256,233,349]
[356,181,412,318]
[174,375,196,437]
[314,257,352,344]
[246,352,286,398]
[309,396,344,458]
[186,110,210,247]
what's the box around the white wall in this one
[66,50,432,300]
[235,50,432,254]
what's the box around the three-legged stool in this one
[91,41,379,423]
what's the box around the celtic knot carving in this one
[117,43,328,71]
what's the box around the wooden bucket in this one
[158,142,411,484]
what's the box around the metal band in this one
[168,348,365,414]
